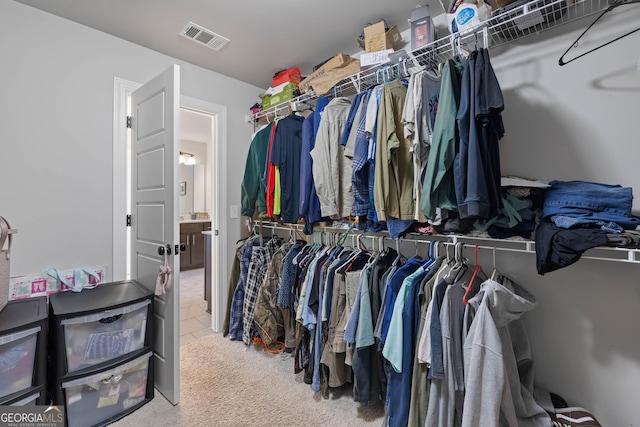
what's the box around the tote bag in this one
[0,216,13,312]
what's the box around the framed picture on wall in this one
[180,181,187,196]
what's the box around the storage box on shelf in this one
[272,67,301,87]
[48,280,154,427]
[298,53,353,94]
[0,297,48,405]
[357,21,402,52]
[260,83,298,110]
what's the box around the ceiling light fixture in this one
[179,152,196,165]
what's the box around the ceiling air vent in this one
[180,22,230,51]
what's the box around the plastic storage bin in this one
[490,0,567,40]
[62,351,152,427]
[7,386,44,406]
[61,300,150,372]
[0,326,40,398]
[0,297,48,405]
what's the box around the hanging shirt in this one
[310,97,354,218]
[420,56,466,221]
[454,48,504,220]
[299,114,325,227]
[265,121,279,217]
[228,238,258,341]
[403,71,442,222]
[350,90,373,217]
[382,265,430,372]
[374,80,414,222]
[270,114,305,223]
[241,122,273,217]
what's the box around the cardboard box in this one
[308,58,361,96]
[358,21,402,52]
[298,53,352,94]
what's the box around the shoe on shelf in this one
[549,407,602,427]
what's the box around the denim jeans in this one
[543,180,640,232]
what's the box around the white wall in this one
[484,9,640,426]
[0,2,260,278]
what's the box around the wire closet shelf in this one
[250,0,609,123]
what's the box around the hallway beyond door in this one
[179,268,212,345]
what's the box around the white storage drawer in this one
[0,326,40,398]
[61,300,150,372]
[10,389,42,406]
[62,351,151,427]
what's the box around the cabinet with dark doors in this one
[180,221,211,270]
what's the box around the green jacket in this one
[241,122,273,217]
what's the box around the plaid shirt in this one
[228,238,258,341]
[242,243,274,345]
[351,90,372,216]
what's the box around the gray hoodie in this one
[462,276,551,427]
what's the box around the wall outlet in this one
[229,205,239,218]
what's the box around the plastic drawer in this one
[61,300,150,372]
[9,389,42,406]
[62,351,151,427]
[0,326,40,398]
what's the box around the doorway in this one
[178,108,213,346]
[112,78,228,341]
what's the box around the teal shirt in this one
[420,56,465,220]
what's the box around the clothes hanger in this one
[463,245,488,305]
[391,237,405,267]
[558,0,640,66]
[490,246,499,281]
[444,242,467,283]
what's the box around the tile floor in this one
[179,268,213,346]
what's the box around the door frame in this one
[113,78,228,333]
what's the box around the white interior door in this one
[130,64,180,405]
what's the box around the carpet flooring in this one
[110,332,385,427]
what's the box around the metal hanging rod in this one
[256,220,640,264]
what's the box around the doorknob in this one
[176,244,186,254]
[159,244,172,256]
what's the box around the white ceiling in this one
[14,0,443,90]
[180,109,212,144]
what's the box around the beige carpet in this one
[111,332,385,427]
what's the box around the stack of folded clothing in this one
[536,180,640,274]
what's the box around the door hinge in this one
[126,116,132,128]
[126,214,132,227]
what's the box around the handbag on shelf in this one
[0,216,14,312]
